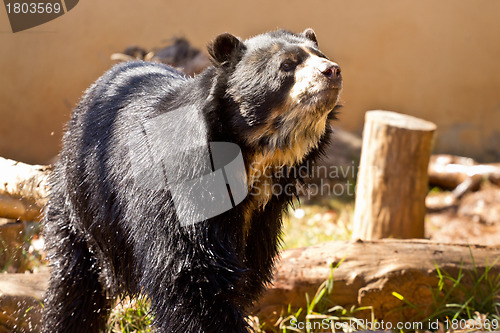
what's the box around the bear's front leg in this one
[138,221,251,333]
[149,287,249,333]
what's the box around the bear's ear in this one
[302,28,318,47]
[208,33,243,65]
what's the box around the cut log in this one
[252,239,500,326]
[352,111,437,240]
[0,157,50,220]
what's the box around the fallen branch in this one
[428,154,500,198]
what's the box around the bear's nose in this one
[320,63,341,80]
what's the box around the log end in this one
[366,110,437,132]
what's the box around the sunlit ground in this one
[282,197,354,250]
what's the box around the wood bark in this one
[252,239,500,325]
[352,111,436,240]
[0,157,50,220]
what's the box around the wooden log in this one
[0,157,50,204]
[0,157,50,220]
[252,240,500,325]
[0,194,42,221]
[352,111,436,240]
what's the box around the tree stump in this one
[352,111,436,240]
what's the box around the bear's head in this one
[208,29,342,167]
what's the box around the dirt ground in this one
[426,184,500,246]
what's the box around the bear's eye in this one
[280,60,296,72]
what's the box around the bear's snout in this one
[320,62,340,79]
[319,61,342,88]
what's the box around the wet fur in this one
[42,29,341,333]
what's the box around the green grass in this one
[0,235,15,272]
[0,221,47,273]
[106,298,152,333]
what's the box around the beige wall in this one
[1,0,500,164]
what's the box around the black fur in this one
[42,29,341,333]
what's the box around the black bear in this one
[42,28,342,333]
